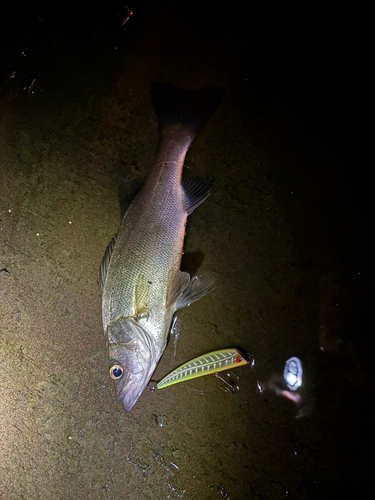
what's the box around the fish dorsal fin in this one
[176,275,215,311]
[182,176,212,215]
[118,179,144,220]
[99,236,116,298]
[166,271,191,310]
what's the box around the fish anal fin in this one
[182,176,212,215]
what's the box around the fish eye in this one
[109,364,124,380]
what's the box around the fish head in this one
[106,316,155,412]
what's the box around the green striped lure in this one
[156,348,249,389]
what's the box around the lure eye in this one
[109,364,124,380]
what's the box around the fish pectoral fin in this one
[99,236,116,299]
[182,176,212,215]
[176,275,215,311]
[166,271,191,310]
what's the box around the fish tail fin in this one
[151,82,225,137]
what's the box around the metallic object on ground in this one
[283,357,303,391]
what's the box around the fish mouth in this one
[116,372,150,412]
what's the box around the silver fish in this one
[99,83,225,411]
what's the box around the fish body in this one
[100,83,225,411]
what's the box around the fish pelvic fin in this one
[166,271,191,310]
[151,82,225,138]
[175,275,215,311]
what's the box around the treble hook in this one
[214,372,239,393]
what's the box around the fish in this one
[156,348,249,389]
[99,82,225,411]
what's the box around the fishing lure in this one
[156,348,249,389]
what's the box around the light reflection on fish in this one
[99,83,225,411]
